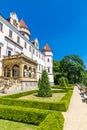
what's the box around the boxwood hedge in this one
[0,90,73,111]
[0,104,50,125]
[37,112,64,130]
[1,90,38,98]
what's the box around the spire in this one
[42,44,51,52]
[19,19,28,29]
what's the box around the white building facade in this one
[0,12,54,89]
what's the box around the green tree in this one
[60,55,85,84]
[38,70,52,97]
[53,60,60,73]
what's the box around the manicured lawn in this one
[19,93,65,102]
[0,119,37,130]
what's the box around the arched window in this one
[12,65,19,78]
[4,66,10,77]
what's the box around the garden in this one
[0,70,74,130]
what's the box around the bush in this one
[1,90,38,99]
[59,77,68,88]
[37,112,64,130]
[38,70,52,97]
[0,105,50,125]
[0,90,73,112]
[59,90,73,111]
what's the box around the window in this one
[0,47,1,57]
[9,30,12,38]
[47,58,50,62]
[0,22,3,32]
[29,46,31,52]
[24,42,27,48]
[8,50,11,56]
[47,67,50,73]
[17,36,20,43]
[36,51,38,57]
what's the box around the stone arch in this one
[12,64,19,78]
[4,65,10,77]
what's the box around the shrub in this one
[64,77,69,86]
[0,90,73,112]
[38,70,52,97]
[0,105,50,125]
[37,112,64,130]
[1,90,38,99]
[59,90,73,111]
[59,77,68,88]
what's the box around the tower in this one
[19,19,31,40]
[42,44,54,85]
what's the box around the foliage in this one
[51,85,74,90]
[81,70,87,86]
[54,72,63,85]
[59,90,73,111]
[0,105,50,125]
[60,55,85,84]
[2,90,38,99]
[59,76,68,88]
[38,70,52,97]
[53,60,60,73]
[0,89,73,111]
[37,112,64,130]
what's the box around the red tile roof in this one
[43,44,51,51]
[19,19,28,29]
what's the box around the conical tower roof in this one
[42,44,51,52]
[19,19,28,29]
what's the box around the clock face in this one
[13,20,18,27]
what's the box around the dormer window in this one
[9,30,12,38]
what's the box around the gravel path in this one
[63,86,87,130]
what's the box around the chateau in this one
[0,12,54,92]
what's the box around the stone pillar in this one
[10,66,12,78]
[20,63,23,79]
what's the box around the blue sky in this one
[0,0,87,66]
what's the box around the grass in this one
[19,93,65,102]
[0,119,37,130]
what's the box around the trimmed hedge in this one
[0,90,73,111]
[0,98,64,111]
[51,85,74,90]
[1,90,38,99]
[0,105,50,125]
[58,90,73,111]
[37,112,64,130]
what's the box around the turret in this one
[19,19,31,40]
[42,44,54,85]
